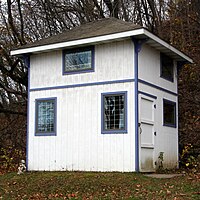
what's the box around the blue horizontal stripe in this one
[30,78,135,92]
[138,91,157,99]
[138,79,178,96]
[30,78,178,97]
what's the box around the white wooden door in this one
[139,94,156,172]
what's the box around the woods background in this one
[0,0,199,170]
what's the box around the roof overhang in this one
[11,28,193,63]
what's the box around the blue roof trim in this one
[30,78,135,92]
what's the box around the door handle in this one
[138,123,142,134]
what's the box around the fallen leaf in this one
[166,190,171,195]
[193,192,200,195]
[136,184,141,188]
[179,193,187,196]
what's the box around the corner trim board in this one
[24,54,30,171]
[132,38,143,172]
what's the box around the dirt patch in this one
[145,173,184,178]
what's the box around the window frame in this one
[160,53,174,82]
[163,99,176,128]
[101,91,128,134]
[35,97,57,136]
[62,46,95,75]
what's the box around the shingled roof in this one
[16,18,141,50]
[11,17,192,63]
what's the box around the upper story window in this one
[160,53,174,82]
[63,46,94,74]
[163,99,176,128]
[101,91,127,134]
[35,98,57,136]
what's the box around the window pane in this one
[163,100,176,126]
[103,94,125,131]
[65,50,92,72]
[37,100,55,133]
[161,53,174,81]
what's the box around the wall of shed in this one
[30,40,134,88]
[28,40,136,172]
[138,44,178,169]
[28,84,135,171]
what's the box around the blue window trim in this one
[62,46,95,75]
[35,97,57,136]
[163,99,177,128]
[101,91,128,134]
[160,53,174,82]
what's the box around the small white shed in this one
[11,18,192,172]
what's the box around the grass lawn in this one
[0,171,199,199]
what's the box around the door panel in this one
[141,123,154,146]
[139,95,156,172]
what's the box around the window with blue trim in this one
[35,98,56,135]
[63,46,94,74]
[163,99,176,127]
[102,92,127,134]
[160,53,174,82]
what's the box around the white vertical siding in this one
[28,39,136,172]
[28,38,179,171]
[28,83,135,172]
[139,44,177,93]
[138,44,178,169]
[30,39,134,89]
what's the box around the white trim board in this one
[143,29,193,63]
[11,28,193,63]
[11,29,144,55]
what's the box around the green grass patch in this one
[0,171,199,199]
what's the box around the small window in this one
[163,99,176,127]
[63,46,94,74]
[102,92,127,134]
[160,53,174,82]
[35,98,56,136]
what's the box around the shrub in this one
[0,146,25,173]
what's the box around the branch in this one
[0,81,27,97]
[0,107,26,116]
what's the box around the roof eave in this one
[10,28,193,63]
[10,28,145,56]
[143,29,193,63]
